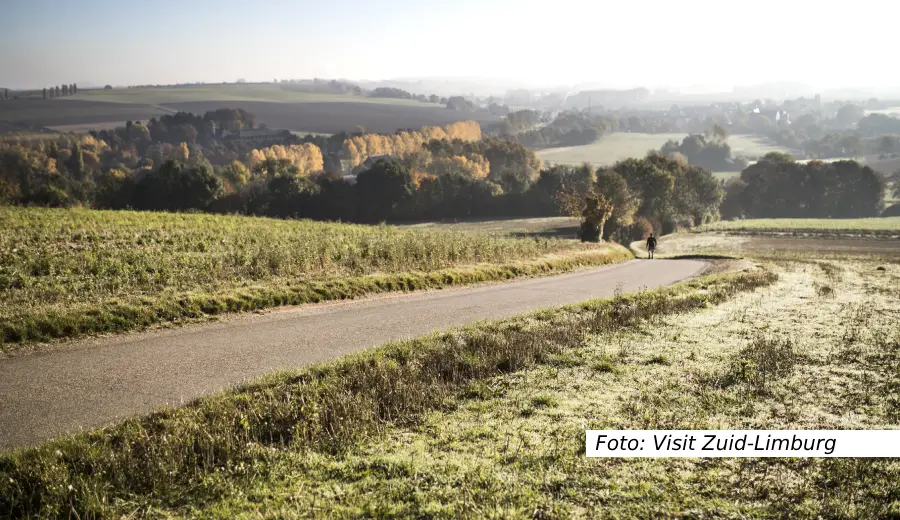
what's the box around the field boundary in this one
[0,246,632,352]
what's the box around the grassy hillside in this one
[537,133,792,167]
[0,208,628,349]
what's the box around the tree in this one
[55,86,60,98]
[67,143,84,180]
[42,88,47,99]
[594,168,640,240]
[133,160,222,211]
[578,194,614,242]
[222,160,252,190]
[892,171,900,200]
[878,136,898,157]
[72,83,78,95]
[62,84,69,96]
[839,134,864,158]
[836,104,865,127]
[355,159,415,222]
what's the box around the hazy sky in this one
[1,0,898,90]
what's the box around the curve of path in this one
[0,259,707,449]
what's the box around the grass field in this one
[537,133,794,167]
[865,107,900,116]
[699,217,900,236]
[0,208,628,350]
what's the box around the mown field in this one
[0,208,627,350]
[4,240,899,517]
[537,133,793,167]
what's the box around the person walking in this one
[646,233,657,259]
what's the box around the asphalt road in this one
[0,259,707,449]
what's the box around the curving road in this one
[0,259,707,449]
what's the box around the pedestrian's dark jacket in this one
[647,236,657,249]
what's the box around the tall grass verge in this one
[0,207,628,349]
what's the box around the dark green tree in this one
[355,159,415,223]
[133,160,222,211]
[67,143,84,180]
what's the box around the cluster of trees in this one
[858,114,900,137]
[659,126,748,171]
[533,153,722,240]
[512,113,618,148]
[42,84,78,99]
[501,110,540,134]
[342,121,482,167]
[721,153,886,219]
[279,79,364,96]
[446,96,476,112]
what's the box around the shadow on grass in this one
[665,254,743,260]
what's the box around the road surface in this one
[0,259,706,449]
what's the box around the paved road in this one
[0,259,706,449]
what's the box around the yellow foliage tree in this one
[222,160,252,189]
[429,154,490,178]
[177,142,190,162]
[248,143,324,175]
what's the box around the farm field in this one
[160,100,500,134]
[0,99,171,128]
[5,241,899,517]
[0,84,501,134]
[73,84,443,106]
[537,132,793,166]
[0,207,626,350]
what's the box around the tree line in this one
[43,84,78,99]
[1,108,890,241]
[721,153,887,219]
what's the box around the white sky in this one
[1,0,898,90]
